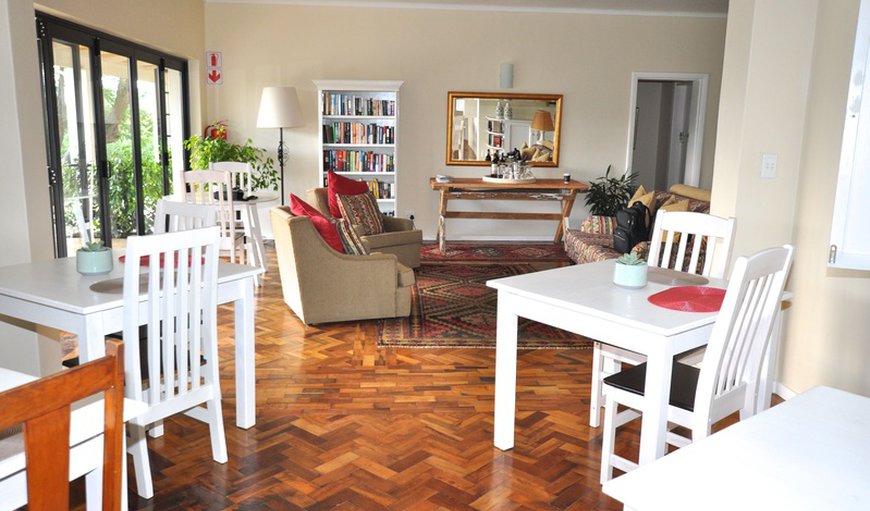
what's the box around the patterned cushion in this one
[337,191,384,235]
[334,218,369,255]
[564,229,648,265]
[579,215,617,235]
[327,170,369,218]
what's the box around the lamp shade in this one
[256,86,304,128]
[531,110,555,132]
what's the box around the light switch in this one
[761,153,777,178]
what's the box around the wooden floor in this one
[85,244,642,510]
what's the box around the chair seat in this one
[603,361,700,412]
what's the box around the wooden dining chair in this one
[599,245,794,483]
[183,170,245,264]
[0,341,125,510]
[154,198,217,234]
[123,226,227,499]
[210,161,254,197]
[589,210,736,427]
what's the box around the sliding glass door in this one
[37,14,189,257]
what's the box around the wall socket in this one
[761,153,778,178]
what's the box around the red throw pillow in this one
[289,194,345,253]
[327,170,369,218]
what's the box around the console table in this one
[429,177,588,251]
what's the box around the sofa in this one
[270,206,414,324]
[564,184,712,265]
[306,188,423,268]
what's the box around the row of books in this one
[324,150,395,173]
[367,178,394,200]
[488,133,503,148]
[321,93,396,117]
[322,122,395,145]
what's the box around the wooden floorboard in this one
[70,243,687,510]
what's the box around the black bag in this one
[613,201,651,254]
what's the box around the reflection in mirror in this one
[446,91,562,167]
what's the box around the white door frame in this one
[625,72,708,187]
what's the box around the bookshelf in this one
[315,79,403,216]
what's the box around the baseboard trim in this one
[774,381,798,400]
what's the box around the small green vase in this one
[76,247,114,275]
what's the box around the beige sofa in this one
[270,206,414,324]
[307,188,423,268]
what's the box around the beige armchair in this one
[270,206,414,324]
[307,188,423,268]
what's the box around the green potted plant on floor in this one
[584,165,637,217]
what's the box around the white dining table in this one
[487,260,724,465]
[603,385,870,510]
[0,251,262,429]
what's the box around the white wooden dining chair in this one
[209,162,266,281]
[0,341,147,511]
[154,198,217,234]
[123,226,227,499]
[210,161,254,197]
[590,211,736,427]
[599,245,794,483]
[183,170,245,264]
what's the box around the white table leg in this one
[494,292,519,450]
[246,204,267,277]
[234,276,256,428]
[84,468,101,511]
[77,315,107,362]
[638,349,672,464]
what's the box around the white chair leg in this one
[128,424,154,499]
[84,466,101,511]
[148,420,164,438]
[590,342,604,427]
[600,392,619,484]
[206,398,228,464]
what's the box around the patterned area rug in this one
[420,242,571,263]
[378,263,591,349]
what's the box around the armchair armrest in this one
[383,216,414,232]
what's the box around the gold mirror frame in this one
[446,91,563,167]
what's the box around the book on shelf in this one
[321,93,396,116]
[323,150,395,173]
[323,121,394,145]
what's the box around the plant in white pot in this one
[613,252,648,288]
[76,241,113,275]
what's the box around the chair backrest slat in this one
[648,211,736,279]
[183,170,238,263]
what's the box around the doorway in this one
[626,73,708,190]
[37,14,189,257]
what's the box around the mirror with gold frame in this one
[446,91,562,167]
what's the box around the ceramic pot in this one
[613,262,648,288]
[76,248,114,275]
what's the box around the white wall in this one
[713,0,870,396]
[204,3,726,240]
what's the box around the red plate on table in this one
[648,286,726,313]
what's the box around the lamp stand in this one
[277,127,286,204]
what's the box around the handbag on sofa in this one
[613,202,651,254]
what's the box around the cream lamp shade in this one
[256,86,304,128]
[531,110,555,132]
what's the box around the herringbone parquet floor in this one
[75,244,645,510]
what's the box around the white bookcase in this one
[314,79,403,216]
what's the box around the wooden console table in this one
[429,177,589,251]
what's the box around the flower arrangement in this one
[184,122,278,192]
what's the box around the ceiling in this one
[210,0,729,17]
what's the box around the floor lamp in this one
[257,86,304,204]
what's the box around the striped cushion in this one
[334,218,369,255]
[337,192,384,235]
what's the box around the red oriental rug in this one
[420,242,571,264]
[378,262,591,349]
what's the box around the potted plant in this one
[613,252,648,288]
[584,165,637,217]
[76,241,113,275]
[184,123,278,192]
